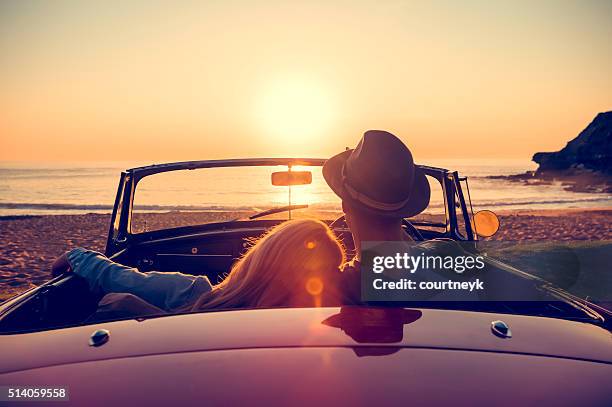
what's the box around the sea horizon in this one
[0,159,610,217]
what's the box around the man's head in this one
[323,130,430,238]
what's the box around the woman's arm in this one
[55,248,213,311]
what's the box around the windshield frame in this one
[106,158,464,256]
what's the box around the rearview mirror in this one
[271,171,312,186]
[472,210,500,238]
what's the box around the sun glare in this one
[257,79,334,145]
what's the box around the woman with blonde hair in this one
[51,219,346,317]
[192,218,346,310]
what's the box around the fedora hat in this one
[323,130,430,218]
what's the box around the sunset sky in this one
[1,0,611,162]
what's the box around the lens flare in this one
[305,277,324,296]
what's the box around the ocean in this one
[0,159,610,217]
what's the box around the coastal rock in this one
[491,112,612,193]
[533,111,612,174]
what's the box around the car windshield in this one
[131,165,446,234]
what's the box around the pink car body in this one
[1,307,611,406]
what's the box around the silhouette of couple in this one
[51,130,431,317]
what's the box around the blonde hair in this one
[192,219,346,310]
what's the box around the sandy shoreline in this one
[1,209,611,301]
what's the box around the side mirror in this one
[472,210,500,238]
[271,171,312,186]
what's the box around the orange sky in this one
[1,0,611,162]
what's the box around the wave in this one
[0,203,114,210]
[0,195,609,213]
[0,202,263,212]
[471,196,611,208]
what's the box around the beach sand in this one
[1,208,610,301]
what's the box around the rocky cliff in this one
[533,111,612,175]
[490,111,611,193]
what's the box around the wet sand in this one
[1,208,610,301]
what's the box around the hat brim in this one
[322,149,430,218]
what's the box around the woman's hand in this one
[51,252,72,277]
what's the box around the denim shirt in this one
[66,248,213,312]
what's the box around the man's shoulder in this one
[414,238,467,256]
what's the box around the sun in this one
[257,78,334,145]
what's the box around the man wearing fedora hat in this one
[323,130,430,255]
[323,130,432,302]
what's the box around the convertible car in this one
[0,158,610,406]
